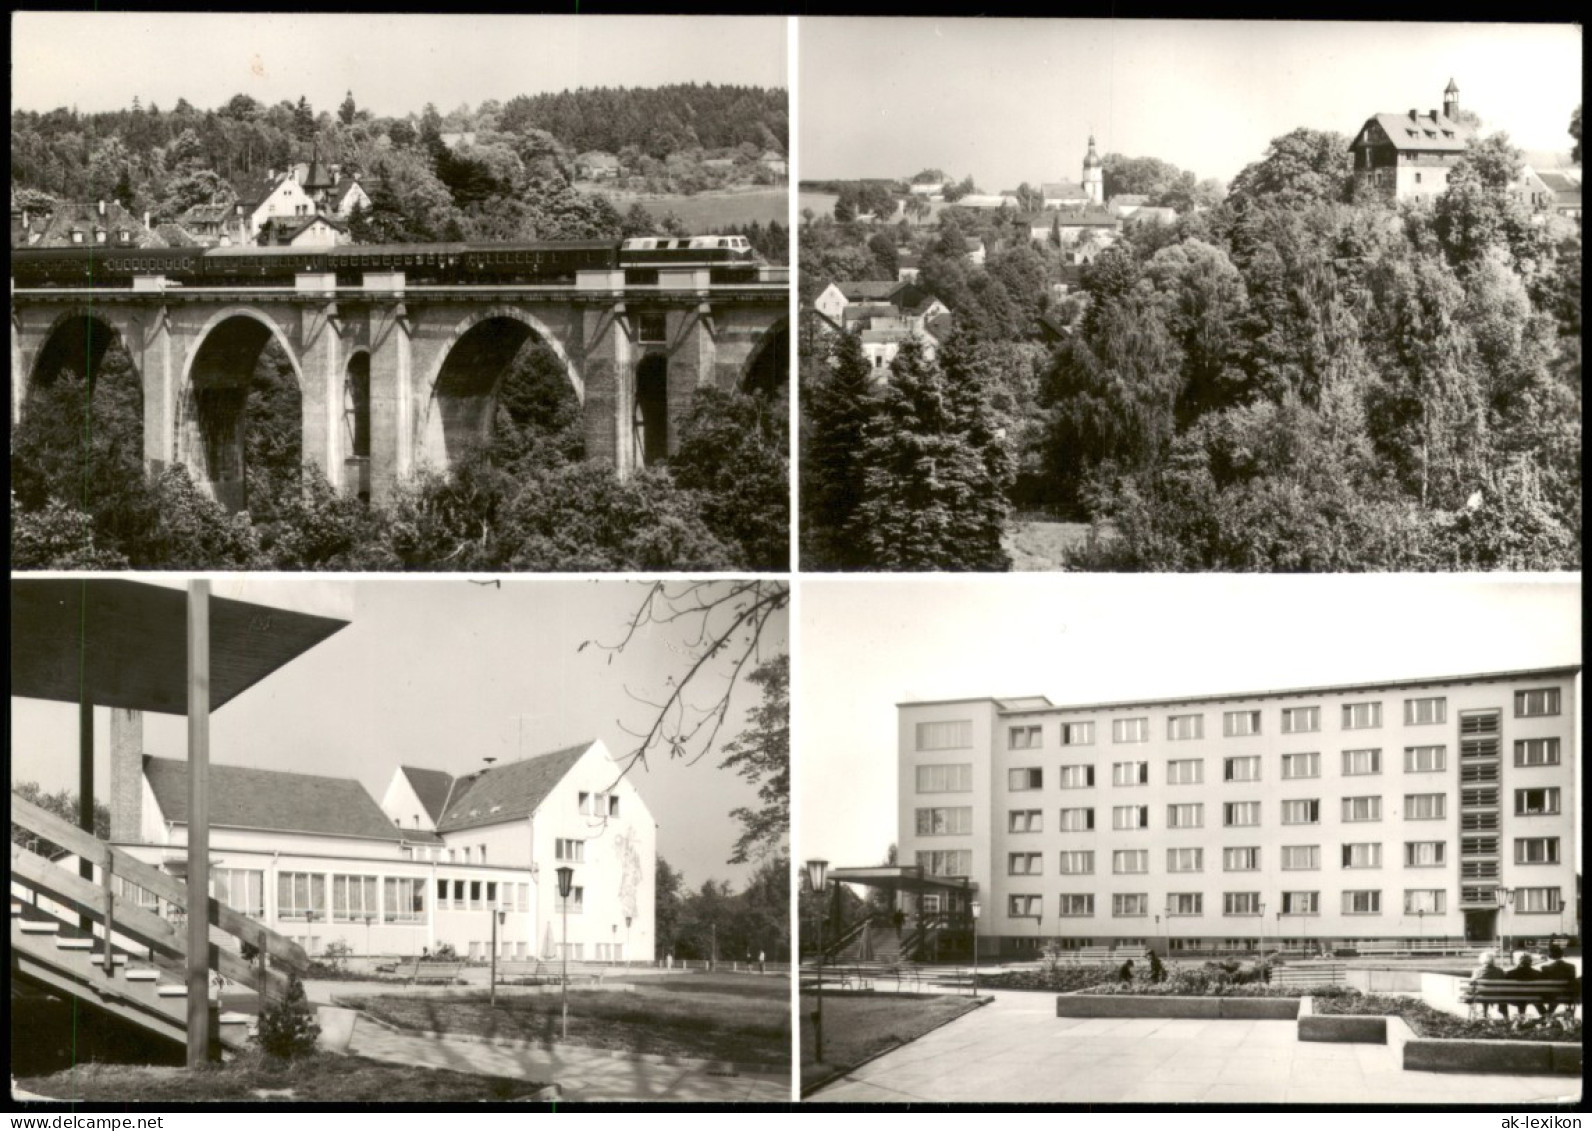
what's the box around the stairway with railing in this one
[10,792,310,1057]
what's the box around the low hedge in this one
[1312,992,1582,1043]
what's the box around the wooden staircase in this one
[10,792,309,1059]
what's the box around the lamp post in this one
[556,866,574,1041]
[1417,907,1424,945]
[363,913,375,963]
[1256,902,1265,957]
[805,860,829,1066]
[625,915,632,967]
[1496,888,1514,956]
[970,899,981,997]
[490,907,505,1007]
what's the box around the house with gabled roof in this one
[1350,78,1477,205]
[108,725,654,964]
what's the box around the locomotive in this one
[11,234,760,289]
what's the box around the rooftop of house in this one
[432,742,593,834]
[1357,110,1476,154]
[1042,181,1088,198]
[399,765,457,825]
[830,279,908,302]
[144,755,408,842]
[1021,209,1120,228]
[20,202,167,249]
[1536,171,1582,198]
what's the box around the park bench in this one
[1112,947,1151,961]
[1271,962,1348,989]
[1059,946,1117,964]
[1460,978,1579,1021]
[389,959,465,985]
[799,965,871,993]
[496,959,607,986]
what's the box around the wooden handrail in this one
[11,845,291,1000]
[11,793,307,973]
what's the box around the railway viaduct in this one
[11,261,788,508]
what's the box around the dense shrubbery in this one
[253,976,321,1061]
[1312,991,1582,1043]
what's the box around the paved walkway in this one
[810,990,1580,1105]
[325,1007,789,1103]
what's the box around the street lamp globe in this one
[805,859,829,893]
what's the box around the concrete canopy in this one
[829,866,976,897]
[10,578,350,714]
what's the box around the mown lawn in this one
[16,1051,548,1103]
[798,993,981,1092]
[340,981,789,1068]
[1003,518,1112,571]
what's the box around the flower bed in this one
[979,967,1117,994]
[1312,992,1581,1044]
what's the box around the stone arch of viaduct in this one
[12,285,787,507]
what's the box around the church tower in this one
[1082,134,1104,206]
[1443,77,1460,122]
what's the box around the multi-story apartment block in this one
[897,667,1578,957]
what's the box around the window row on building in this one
[117,868,542,922]
[1008,886,1565,919]
[959,690,1564,754]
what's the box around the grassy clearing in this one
[798,993,981,1091]
[591,188,789,228]
[16,1050,548,1103]
[1003,518,1111,571]
[340,982,789,1068]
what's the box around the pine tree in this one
[800,328,876,569]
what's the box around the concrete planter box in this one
[1300,1013,1388,1043]
[1056,994,1299,1020]
[1403,1037,1581,1076]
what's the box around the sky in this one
[800,19,1583,189]
[795,575,1580,870]
[11,13,788,118]
[11,579,788,890]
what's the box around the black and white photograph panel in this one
[796,574,1579,1103]
[12,12,790,573]
[10,577,790,1103]
[797,18,1582,572]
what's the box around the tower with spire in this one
[1082,134,1104,206]
[1443,77,1460,123]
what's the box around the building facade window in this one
[1061,722,1095,746]
[1342,748,1381,776]
[1058,850,1094,874]
[1113,805,1149,830]
[1281,752,1320,779]
[1166,803,1203,828]
[1514,787,1561,816]
[1513,689,1560,718]
[384,877,425,922]
[916,720,973,750]
[1009,809,1043,833]
[1223,801,1260,827]
[1342,843,1382,869]
[1112,717,1149,744]
[578,791,619,817]
[1167,847,1203,873]
[1515,838,1560,865]
[332,874,379,922]
[1168,892,1203,916]
[916,850,972,876]
[1223,710,1262,737]
[1009,894,1042,917]
[1113,893,1149,917]
[1113,849,1149,874]
[1224,755,1261,782]
[1059,807,1095,832]
[1281,799,1320,825]
[1167,759,1204,785]
[555,838,585,861]
[1223,892,1262,916]
[1404,745,1446,773]
[1343,890,1382,915]
[1282,706,1320,734]
[1009,767,1044,791]
[557,886,585,914]
[1058,894,1095,917]
[1223,847,1260,872]
[1404,841,1446,867]
[1281,891,1319,914]
[1167,714,1204,741]
[1515,888,1562,914]
[1513,738,1561,767]
[1059,765,1095,789]
[1404,889,1445,914]
[277,872,327,920]
[1403,697,1447,726]
[1281,845,1320,871]
[1112,761,1149,786]
[1342,702,1382,730]
[1008,852,1043,875]
[1343,796,1382,822]
[212,869,265,918]
[916,764,973,793]
[916,807,973,836]
[1009,725,1043,749]
[1404,793,1446,820]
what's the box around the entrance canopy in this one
[829,866,977,898]
[10,579,350,714]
